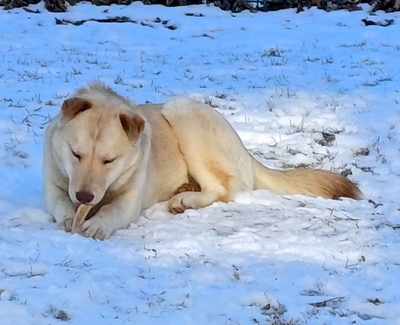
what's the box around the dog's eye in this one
[102,158,116,165]
[71,150,81,160]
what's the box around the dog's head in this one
[56,97,145,206]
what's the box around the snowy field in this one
[0,2,400,324]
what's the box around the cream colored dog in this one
[43,82,361,239]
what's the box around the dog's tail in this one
[251,157,361,200]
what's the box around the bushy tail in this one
[251,157,361,200]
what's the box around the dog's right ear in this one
[120,113,145,142]
[61,98,92,120]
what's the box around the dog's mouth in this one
[73,202,81,212]
[73,202,97,220]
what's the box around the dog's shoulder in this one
[163,97,200,111]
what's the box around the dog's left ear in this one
[61,98,92,120]
[120,113,145,141]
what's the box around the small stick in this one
[71,204,92,234]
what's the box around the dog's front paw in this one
[59,218,74,232]
[80,216,112,240]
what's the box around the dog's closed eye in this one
[102,157,116,165]
[71,149,81,161]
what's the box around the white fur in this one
[43,83,360,239]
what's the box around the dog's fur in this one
[43,83,361,239]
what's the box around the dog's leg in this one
[162,98,254,213]
[78,190,142,240]
[44,182,75,231]
[168,191,220,214]
[170,175,201,197]
[168,158,233,214]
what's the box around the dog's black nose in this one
[76,191,94,204]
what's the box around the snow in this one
[1,2,400,324]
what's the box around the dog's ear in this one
[61,98,92,120]
[120,113,145,141]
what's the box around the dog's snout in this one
[76,191,94,204]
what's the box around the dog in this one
[43,82,361,239]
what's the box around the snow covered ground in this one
[0,2,399,324]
